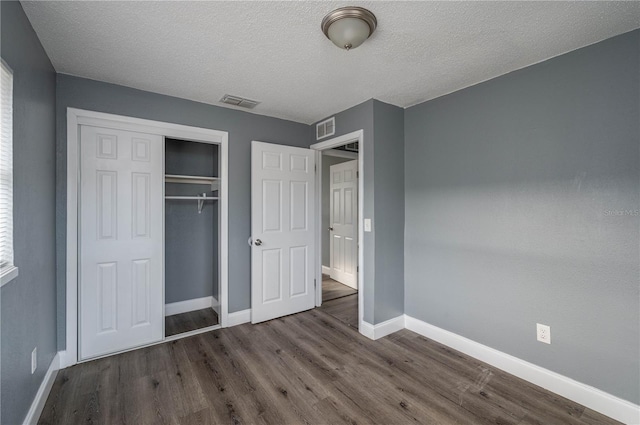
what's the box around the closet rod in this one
[164,196,219,200]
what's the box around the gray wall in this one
[404,29,640,404]
[313,99,405,325]
[165,139,218,304]
[1,2,58,424]
[373,101,405,324]
[321,154,353,267]
[56,75,309,349]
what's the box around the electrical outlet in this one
[31,347,37,374]
[536,324,551,344]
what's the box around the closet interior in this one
[164,138,220,337]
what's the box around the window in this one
[0,59,17,286]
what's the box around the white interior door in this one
[251,141,316,323]
[79,125,164,359]
[329,160,358,289]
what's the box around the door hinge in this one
[315,164,317,173]
[357,171,359,178]
[357,266,359,272]
[314,278,317,288]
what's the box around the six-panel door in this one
[79,125,164,359]
[251,141,316,323]
[329,160,358,288]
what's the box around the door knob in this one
[328,227,334,231]
[254,239,263,246]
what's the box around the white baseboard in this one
[359,321,375,339]
[321,266,357,290]
[211,296,220,316]
[359,315,404,340]
[341,280,358,290]
[404,315,640,424]
[165,296,213,316]
[58,350,70,369]
[23,352,60,425]
[227,309,251,327]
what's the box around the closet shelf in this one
[165,174,219,190]
[165,194,218,214]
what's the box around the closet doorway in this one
[65,108,228,366]
[164,138,221,337]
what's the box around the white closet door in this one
[79,125,164,360]
[329,160,358,288]
[251,141,316,323]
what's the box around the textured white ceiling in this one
[22,1,640,124]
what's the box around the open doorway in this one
[311,131,363,332]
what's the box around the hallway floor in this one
[320,275,358,330]
[322,276,357,302]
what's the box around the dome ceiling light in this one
[321,6,377,51]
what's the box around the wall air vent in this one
[334,141,359,152]
[344,142,358,152]
[316,117,335,140]
[220,94,260,109]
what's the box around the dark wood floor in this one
[40,307,620,425]
[165,308,219,337]
[322,276,357,302]
[319,293,358,330]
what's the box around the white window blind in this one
[0,60,15,279]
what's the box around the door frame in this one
[310,130,364,333]
[64,108,229,368]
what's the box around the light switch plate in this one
[364,218,372,232]
[31,347,37,374]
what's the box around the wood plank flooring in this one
[319,293,358,330]
[39,307,621,425]
[322,277,357,302]
[165,308,219,337]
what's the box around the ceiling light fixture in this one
[321,6,377,51]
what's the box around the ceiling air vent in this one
[316,117,335,140]
[220,94,260,109]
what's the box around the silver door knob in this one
[254,239,263,246]
[328,227,334,231]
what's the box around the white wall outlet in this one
[537,323,551,344]
[31,347,37,374]
[364,218,372,232]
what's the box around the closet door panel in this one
[79,125,163,360]
[132,172,151,238]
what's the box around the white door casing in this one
[329,160,358,289]
[79,125,164,359]
[251,141,316,323]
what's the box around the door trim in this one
[65,108,229,368]
[310,130,364,335]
